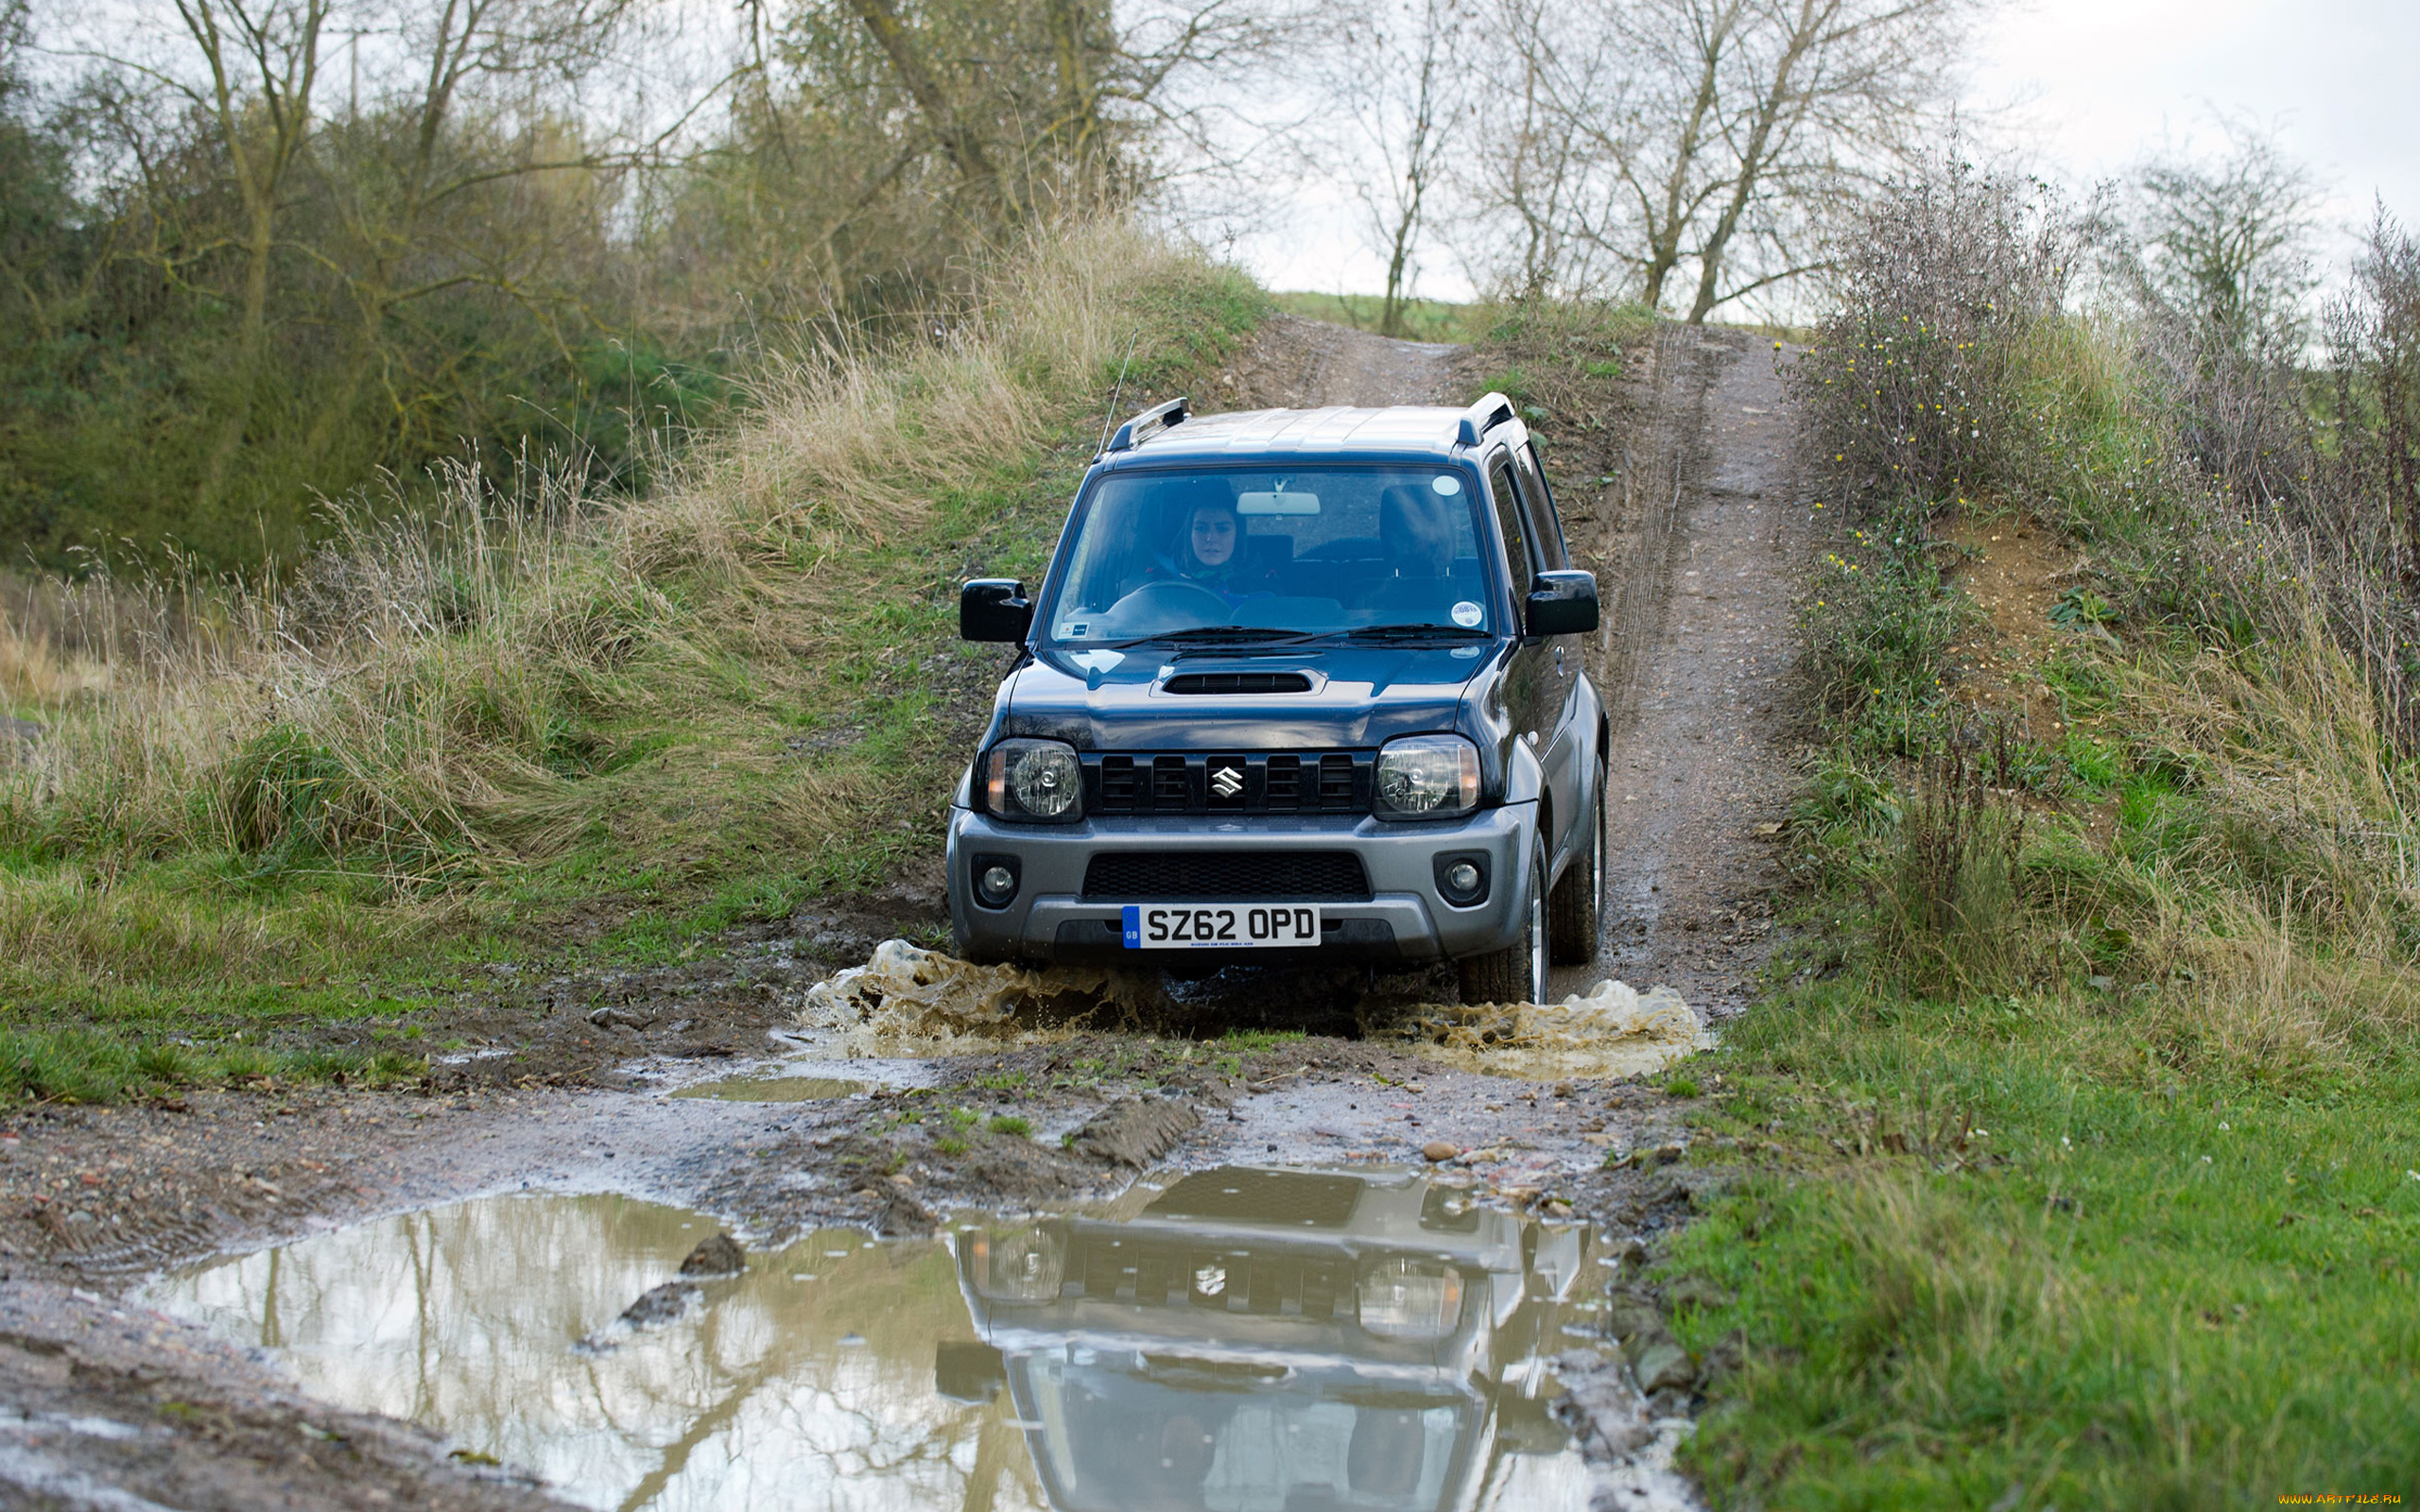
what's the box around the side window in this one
[1513,441,1569,569]
[1486,457,1533,603]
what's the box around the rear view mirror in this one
[960,579,1031,643]
[1525,570,1599,637]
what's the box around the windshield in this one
[1041,466,1497,644]
[1018,1357,1473,1512]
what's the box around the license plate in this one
[1120,904,1321,949]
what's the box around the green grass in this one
[984,1114,1031,1137]
[1218,1028,1305,1053]
[1270,290,1481,343]
[1671,985,2420,1504]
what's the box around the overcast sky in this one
[1237,0,2420,301]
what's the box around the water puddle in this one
[671,1074,867,1102]
[144,1170,1688,1510]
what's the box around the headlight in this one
[1374,734,1480,819]
[1357,1257,1465,1341]
[985,739,1083,821]
[969,1226,1065,1302]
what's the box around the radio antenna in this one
[1096,326,1142,456]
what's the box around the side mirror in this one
[935,1341,1008,1403]
[960,579,1031,643]
[1524,570,1599,637]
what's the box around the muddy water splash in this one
[797,940,1706,1080]
[143,1172,1690,1511]
[796,939,1164,1055]
[1392,980,1708,1081]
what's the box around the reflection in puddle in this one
[146,1172,1615,1511]
[671,1074,867,1102]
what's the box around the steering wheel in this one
[1102,579,1232,634]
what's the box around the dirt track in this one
[0,317,1808,1511]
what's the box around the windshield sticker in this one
[1070,649,1124,672]
[1430,474,1462,496]
[1452,644,1482,658]
[1451,600,1484,627]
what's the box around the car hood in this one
[994,643,1496,749]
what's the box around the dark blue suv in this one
[949,394,1606,1004]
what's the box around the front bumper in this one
[945,803,1536,966]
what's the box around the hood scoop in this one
[1162,671,1314,696]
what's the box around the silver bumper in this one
[945,804,1536,965]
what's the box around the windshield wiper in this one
[1108,626,1318,648]
[1338,622,1496,642]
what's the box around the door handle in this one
[1555,646,1564,669]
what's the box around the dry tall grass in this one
[2111,616,2420,1074]
[0,219,1204,898]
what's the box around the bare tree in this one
[1477,0,1982,319]
[1309,0,1469,334]
[130,0,333,508]
[2133,118,2320,357]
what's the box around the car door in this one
[1500,445,1583,866]
[1483,454,1559,839]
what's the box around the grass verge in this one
[0,222,1267,1102]
[1658,163,2420,1503]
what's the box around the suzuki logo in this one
[1211,765,1244,799]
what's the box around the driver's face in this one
[1189,508,1236,567]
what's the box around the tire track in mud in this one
[1558,331,1810,1016]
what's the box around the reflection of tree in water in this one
[147,1194,1043,1511]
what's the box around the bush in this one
[1798,156,2082,515]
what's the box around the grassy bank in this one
[1270,289,1482,343]
[0,222,1266,1100]
[1664,168,2420,1503]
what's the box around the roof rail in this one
[1457,393,1516,446]
[1106,396,1190,454]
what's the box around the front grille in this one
[1087,751,1370,816]
[1062,1233,1356,1318]
[1080,850,1372,902]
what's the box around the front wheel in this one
[1548,774,1606,965]
[1458,838,1549,1005]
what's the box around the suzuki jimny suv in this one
[948,393,1607,1005]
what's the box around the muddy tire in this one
[1458,838,1548,1005]
[1548,774,1605,965]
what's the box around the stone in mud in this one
[1604,1293,1665,1344]
[1420,1141,1461,1162]
[1070,1096,1200,1168]
[677,1232,746,1277]
[617,1279,700,1327]
[873,1189,936,1238]
[1628,1338,1695,1395]
[586,1005,655,1031]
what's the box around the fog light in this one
[1434,851,1489,906]
[973,856,1020,908]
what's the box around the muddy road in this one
[0,320,1809,1511]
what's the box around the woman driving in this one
[1150,491,1274,605]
